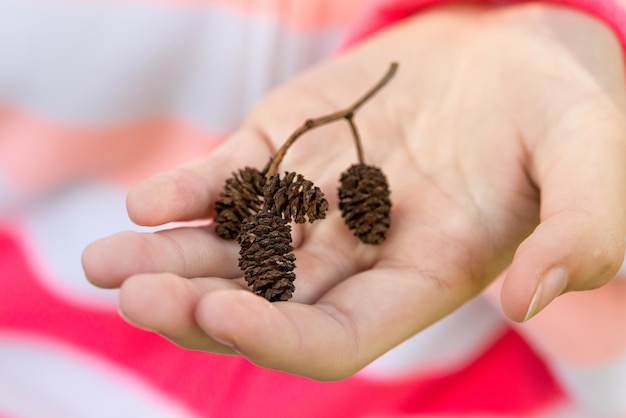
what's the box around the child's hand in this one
[82,3,626,379]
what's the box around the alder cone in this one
[214,167,266,239]
[264,172,328,223]
[338,163,391,244]
[237,212,296,301]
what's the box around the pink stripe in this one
[0,227,564,415]
[213,0,372,29]
[0,107,223,192]
[58,0,370,30]
[339,0,626,52]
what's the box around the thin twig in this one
[345,114,364,164]
[263,62,398,176]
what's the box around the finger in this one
[194,261,476,380]
[195,289,358,379]
[126,127,274,226]
[502,101,626,322]
[82,227,241,288]
[118,273,243,354]
[194,209,485,380]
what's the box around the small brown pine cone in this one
[237,212,296,301]
[338,163,391,244]
[214,167,266,239]
[264,172,328,224]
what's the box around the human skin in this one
[82,3,626,379]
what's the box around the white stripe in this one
[0,0,341,130]
[0,173,18,213]
[359,296,508,379]
[553,353,626,417]
[536,402,596,418]
[0,332,199,418]
[14,180,159,309]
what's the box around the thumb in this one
[501,100,626,322]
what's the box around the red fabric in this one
[340,0,626,53]
[0,226,564,416]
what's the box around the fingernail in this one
[211,334,243,355]
[118,306,136,325]
[524,266,568,322]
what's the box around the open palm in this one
[82,4,626,379]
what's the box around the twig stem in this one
[263,62,398,176]
[345,114,364,165]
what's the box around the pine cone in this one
[264,172,328,223]
[237,212,296,301]
[338,164,391,244]
[214,167,266,239]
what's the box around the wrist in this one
[341,0,626,61]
